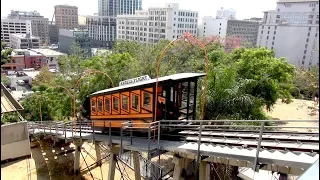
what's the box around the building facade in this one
[226,20,259,47]
[256,0,319,69]
[116,3,198,43]
[0,51,25,71]
[30,49,65,70]
[98,0,142,16]
[198,17,259,48]
[7,10,49,46]
[10,33,40,49]
[197,17,228,38]
[59,29,91,56]
[1,49,65,71]
[216,7,236,20]
[48,21,59,44]
[54,5,79,30]
[1,19,32,46]
[86,16,116,49]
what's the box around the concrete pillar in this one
[199,161,208,180]
[132,151,141,180]
[108,146,120,180]
[73,139,83,174]
[172,155,192,180]
[94,141,102,166]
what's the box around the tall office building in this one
[1,19,32,46]
[198,17,259,49]
[257,0,319,69]
[216,7,236,20]
[98,0,142,16]
[54,5,79,29]
[7,10,49,46]
[116,3,198,43]
[86,16,116,49]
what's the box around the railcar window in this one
[122,95,129,111]
[105,98,110,112]
[143,92,151,109]
[91,100,96,113]
[132,94,139,110]
[98,99,103,112]
[113,97,119,111]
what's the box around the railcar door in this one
[173,79,197,120]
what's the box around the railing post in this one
[130,121,133,145]
[50,123,52,133]
[120,123,124,156]
[157,121,161,147]
[71,121,74,137]
[64,123,66,140]
[109,122,112,147]
[79,119,82,138]
[195,119,204,180]
[147,124,151,161]
[253,121,265,172]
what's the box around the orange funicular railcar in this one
[89,73,205,132]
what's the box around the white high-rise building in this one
[86,15,117,49]
[98,0,142,17]
[216,7,236,20]
[257,0,319,69]
[116,3,198,43]
[198,16,259,49]
[1,19,32,46]
[7,10,49,46]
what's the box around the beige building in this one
[54,5,79,30]
[7,10,49,46]
[10,33,40,49]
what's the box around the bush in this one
[1,112,20,125]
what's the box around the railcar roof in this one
[90,73,206,96]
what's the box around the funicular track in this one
[27,119,319,179]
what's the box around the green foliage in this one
[1,75,10,85]
[293,66,319,99]
[204,47,295,120]
[1,112,20,124]
[22,40,298,122]
[1,41,13,66]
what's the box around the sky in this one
[1,0,277,20]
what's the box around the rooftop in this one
[30,49,66,56]
[277,0,319,3]
[91,73,206,96]
[10,33,39,39]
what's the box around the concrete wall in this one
[1,121,31,161]
[59,35,75,54]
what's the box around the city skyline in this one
[1,0,277,20]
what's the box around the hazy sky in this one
[1,0,277,20]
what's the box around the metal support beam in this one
[199,161,208,180]
[73,138,83,174]
[172,155,192,180]
[132,151,141,180]
[108,145,120,180]
[94,141,102,166]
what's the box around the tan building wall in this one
[54,5,79,30]
[1,121,31,161]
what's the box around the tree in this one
[1,41,12,66]
[293,66,319,99]
[204,47,295,120]
[1,112,21,124]
[33,66,55,86]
